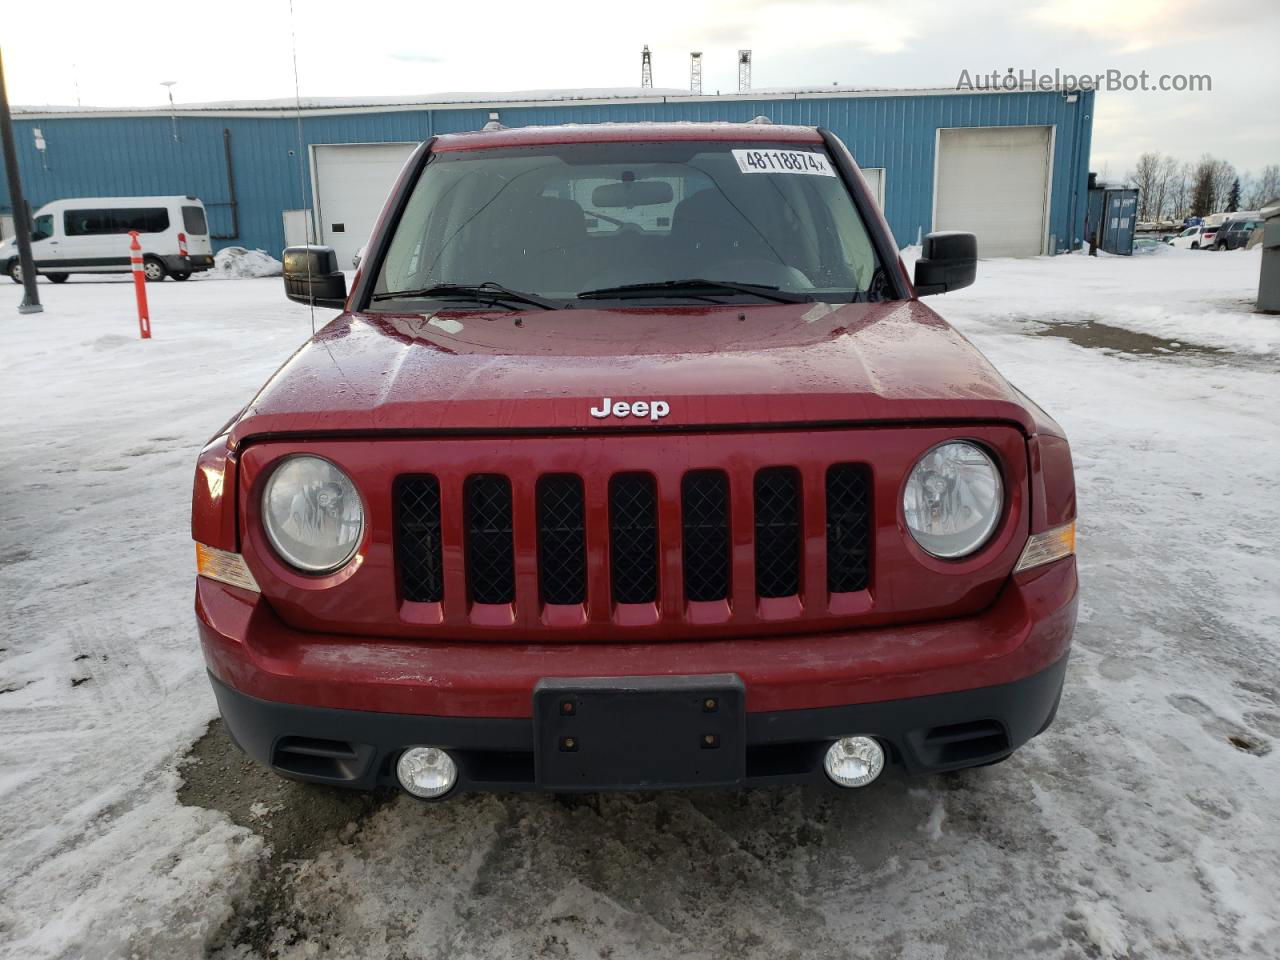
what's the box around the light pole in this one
[0,47,42,314]
[160,80,179,142]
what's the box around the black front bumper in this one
[209,656,1068,795]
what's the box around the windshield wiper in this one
[576,279,811,304]
[371,282,562,310]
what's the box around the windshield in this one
[371,140,885,308]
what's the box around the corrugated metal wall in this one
[1,90,1093,258]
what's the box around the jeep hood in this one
[227,300,1041,445]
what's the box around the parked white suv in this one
[1168,224,1214,250]
[2,196,215,283]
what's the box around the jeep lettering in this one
[590,398,671,421]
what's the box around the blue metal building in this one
[2,86,1093,262]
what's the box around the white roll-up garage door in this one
[934,127,1051,258]
[312,142,419,267]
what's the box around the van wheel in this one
[170,271,191,281]
[1190,242,1199,250]
[46,272,69,283]
[8,260,21,283]
[143,258,168,281]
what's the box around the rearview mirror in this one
[591,180,674,208]
[282,245,348,309]
[913,231,977,296]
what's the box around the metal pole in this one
[0,48,42,314]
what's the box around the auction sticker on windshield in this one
[732,149,836,177]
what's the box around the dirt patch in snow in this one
[1029,319,1277,370]
[178,720,395,954]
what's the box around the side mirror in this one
[282,245,348,309]
[914,231,977,296]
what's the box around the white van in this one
[1,196,215,283]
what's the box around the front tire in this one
[170,271,191,281]
[46,272,69,284]
[8,260,22,283]
[143,258,168,282]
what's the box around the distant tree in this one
[1169,162,1193,220]
[1210,158,1237,212]
[1245,164,1280,208]
[1226,178,1241,212]
[1129,153,1163,220]
[1127,152,1182,221]
[1191,157,1216,216]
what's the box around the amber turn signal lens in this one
[195,542,261,592]
[1013,521,1076,573]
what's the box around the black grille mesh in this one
[754,468,801,598]
[397,476,444,603]
[537,474,586,605]
[829,465,870,593]
[609,473,659,604]
[465,474,515,605]
[682,471,730,602]
[826,465,871,593]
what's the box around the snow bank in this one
[209,246,282,279]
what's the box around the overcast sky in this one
[5,0,1277,177]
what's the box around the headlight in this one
[903,441,1003,558]
[262,456,364,572]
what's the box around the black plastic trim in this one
[817,126,912,301]
[208,654,1068,794]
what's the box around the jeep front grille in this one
[681,470,730,602]
[753,468,802,598]
[396,476,444,603]
[395,462,872,621]
[825,464,872,593]
[537,474,587,606]
[609,473,659,605]
[465,474,515,605]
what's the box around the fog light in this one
[823,736,885,788]
[396,747,457,799]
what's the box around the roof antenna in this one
[738,50,752,93]
[690,52,702,95]
[287,0,315,336]
[641,45,653,89]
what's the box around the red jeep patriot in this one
[193,122,1077,800]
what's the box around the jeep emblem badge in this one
[589,397,670,421]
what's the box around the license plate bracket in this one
[533,674,745,790]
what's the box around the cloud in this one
[389,51,445,64]
[1024,0,1280,52]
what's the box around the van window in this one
[64,207,170,236]
[182,205,208,235]
[32,214,54,241]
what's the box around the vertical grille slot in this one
[465,474,515,605]
[397,476,444,603]
[609,473,659,604]
[537,474,586,605]
[826,464,871,593]
[754,468,801,598]
[682,471,730,602]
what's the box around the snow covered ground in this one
[1,248,1277,959]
